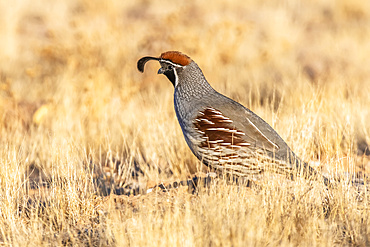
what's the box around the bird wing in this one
[193,107,279,154]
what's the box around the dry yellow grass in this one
[1,0,370,246]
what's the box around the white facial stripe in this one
[159,59,181,87]
[160,59,183,68]
[173,66,179,87]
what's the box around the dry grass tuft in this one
[1,0,370,245]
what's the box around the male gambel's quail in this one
[138,51,329,185]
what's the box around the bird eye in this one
[168,65,173,70]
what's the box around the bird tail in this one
[294,156,367,189]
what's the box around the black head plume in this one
[137,56,159,73]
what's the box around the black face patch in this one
[164,69,176,86]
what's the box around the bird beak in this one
[157,68,165,74]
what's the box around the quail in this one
[138,51,329,185]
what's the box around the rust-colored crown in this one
[160,51,192,66]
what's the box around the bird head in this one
[137,51,192,87]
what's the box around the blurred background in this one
[1,0,370,182]
[1,1,370,245]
